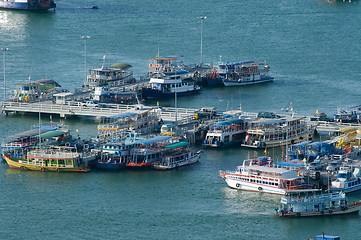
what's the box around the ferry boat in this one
[203,116,247,147]
[331,165,361,193]
[84,61,133,90]
[3,146,96,172]
[11,79,61,102]
[207,61,274,86]
[241,115,313,149]
[95,133,143,170]
[141,73,201,99]
[1,124,71,156]
[127,136,172,167]
[274,191,361,217]
[152,142,201,170]
[0,0,56,11]
[97,106,160,140]
[219,157,309,195]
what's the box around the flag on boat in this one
[183,134,187,139]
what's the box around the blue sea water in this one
[1,0,361,239]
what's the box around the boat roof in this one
[149,57,177,60]
[90,67,124,72]
[253,119,286,125]
[110,112,139,119]
[291,142,312,147]
[242,165,300,180]
[215,117,244,127]
[8,126,57,139]
[163,70,188,75]
[138,136,172,145]
[163,141,189,149]
[217,61,254,66]
[34,79,62,87]
[274,162,305,168]
[39,130,67,139]
[53,92,74,97]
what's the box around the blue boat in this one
[95,133,143,170]
[288,140,343,162]
[0,0,56,11]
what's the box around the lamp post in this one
[197,16,206,66]
[81,36,91,88]
[1,48,9,101]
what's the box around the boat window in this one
[275,183,278,186]
[338,173,347,179]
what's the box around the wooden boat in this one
[3,146,96,172]
[274,191,361,217]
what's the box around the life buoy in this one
[258,187,263,191]
[236,183,240,188]
[56,168,60,173]
[41,167,45,172]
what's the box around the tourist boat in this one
[127,136,172,167]
[1,124,71,156]
[203,116,247,147]
[207,61,274,86]
[92,86,139,105]
[11,79,61,102]
[274,191,361,217]
[148,56,187,77]
[0,0,56,11]
[331,165,361,193]
[2,146,96,172]
[141,73,201,99]
[287,140,342,162]
[95,133,143,170]
[152,142,202,170]
[84,61,133,90]
[96,106,160,140]
[241,115,313,149]
[219,157,310,195]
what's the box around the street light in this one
[81,36,91,88]
[197,16,206,66]
[1,48,9,101]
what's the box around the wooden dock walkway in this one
[1,101,198,122]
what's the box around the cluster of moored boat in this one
[219,131,361,218]
[1,125,202,172]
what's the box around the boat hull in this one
[222,176,288,195]
[3,154,90,172]
[223,77,274,87]
[95,161,126,170]
[142,88,201,99]
[0,1,56,10]
[274,202,361,217]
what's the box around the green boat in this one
[3,146,96,172]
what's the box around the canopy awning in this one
[111,112,139,119]
[139,136,171,145]
[39,130,67,139]
[8,126,57,139]
[163,141,190,149]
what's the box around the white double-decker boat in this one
[220,157,310,195]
